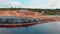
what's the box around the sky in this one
[0,0,60,9]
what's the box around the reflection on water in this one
[0,21,60,34]
[0,16,41,24]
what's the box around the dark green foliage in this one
[0,8,60,15]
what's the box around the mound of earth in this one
[0,10,59,24]
[0,10,45,24]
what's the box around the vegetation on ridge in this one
[0,8,60,15]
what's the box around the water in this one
[0,16,41,24]
[0,21,60,34]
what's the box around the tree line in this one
[0,8,60,15]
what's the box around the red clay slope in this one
[0,10,44,18]
[0,10,60,21]
[0,10,59,28]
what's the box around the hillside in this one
[0,8,60,15]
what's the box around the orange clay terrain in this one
[0,10,59,28]
[0,10,60,22]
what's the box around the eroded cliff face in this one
[0,10,45,24]
[0,10,59,24]
[0,10,44,19]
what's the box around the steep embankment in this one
[0,10,44,18]
[0,10,60,22]
[0,10,60,27]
